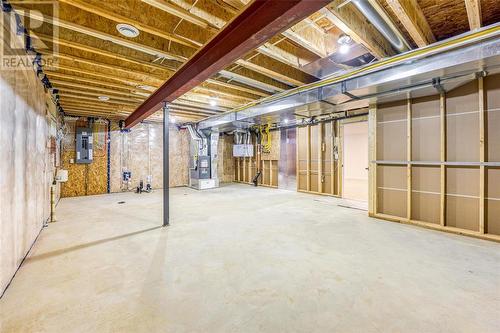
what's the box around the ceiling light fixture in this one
[338,33,353,54]
[98,95,110,101]
[116,23,140,38]
[136,84,155,91]
[169,116,176,123]
[209,96,218,107]
[283,118,289,124]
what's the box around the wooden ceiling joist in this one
[35,34,176,74]
[281,20,328,58]
[61,93,141,106]
[15,8,187,62]
[218,70,285,93]
[235,59,307,87]
[51,80,144,98]
[45,71,151,93]
[464,0,482,30]
[385,0,436,47]
[125,0,331,127]
[41,51,167,83]
[58,0,201,48]
[321,2,396,59]
[141,0,219,31]
[141,0,320,76]
[47,45,268,98]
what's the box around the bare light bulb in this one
[339,44,350,54]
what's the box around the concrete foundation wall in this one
[0,65,56,294]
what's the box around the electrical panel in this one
[76,127,93,164]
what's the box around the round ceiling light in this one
[98,95,110,101]
[209,96,218,107]
[338,34,353,54]
[338,34,352,45]
[116,23,140,38]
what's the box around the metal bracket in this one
[432,77,446,94]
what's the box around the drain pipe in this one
[350,0,410,53]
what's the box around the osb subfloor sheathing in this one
[1,184,499,332]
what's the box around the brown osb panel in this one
[271,161,278,187]
[412,166,440,223]
[446,167,479,231]
[377,0,417,48]
[482,0,500,26]
[485,75,500,161]
[446,81,479,162]
[60,150,87,197]
[218,134,236,183]
[412,95,440,161]
[417,0,469,41]
[377,165,407,217]
[158,125,189,188]
[309,124,319,192]
[486,167,500,235]
[262,130,280,161]
[61,121,108,197]
[377,100,407,161]
[87,123,108,195]
[322,122,335,195]
[109,122,122,193]
[297,126,308,191]
[127,123,150,186]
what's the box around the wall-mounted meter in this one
[76,127,93,164]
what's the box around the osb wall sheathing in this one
[109,122,189,192]
[218,134,236,183]
[261,130,280,161]
[0,16,56,293]
[373,74,500,241]
[60,119,108,197]
[232,132,279,187]
[297,121,339,196]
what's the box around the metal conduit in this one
[350,0,410,53]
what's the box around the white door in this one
[342,121,369,202]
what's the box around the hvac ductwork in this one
[198,24,500,131]
[350,0,410,53]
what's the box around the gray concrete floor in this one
[1,184,499,333]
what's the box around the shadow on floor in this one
[25,226,164,263]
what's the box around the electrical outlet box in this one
[76,127,93,164]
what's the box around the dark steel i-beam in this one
[124,0,331,128]
[163,103,170,227]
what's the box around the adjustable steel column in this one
[163,102,169,227]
